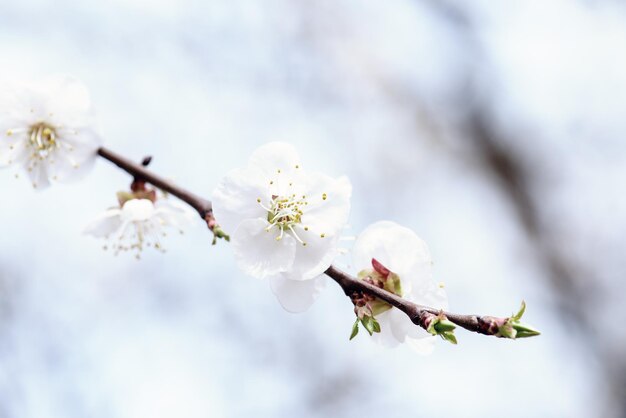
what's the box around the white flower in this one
[352,221,448,354]
[0,75,101,188]
[84,198,194,257]
[212,142,352,291]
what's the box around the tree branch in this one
[97,147,212,219]
[325,265,526,337]
[97,146,538,340]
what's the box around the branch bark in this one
[97,147,212,219]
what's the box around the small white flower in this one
[84,198,194,258]
[212,142,352,289]
[0,75,101,188]
[352,221,448,354]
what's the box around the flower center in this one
[258,193,309,245]
[267,194,304,227]
[28,122,58,158]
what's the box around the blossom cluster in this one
[213,144,450,354]
[1,76,451,354]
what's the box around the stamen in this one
[27,122,58,158]
[288,225,306,246]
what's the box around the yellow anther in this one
[322,193,327,200]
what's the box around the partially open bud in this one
[205,214,231,245]
[420,311,458,345]
[355,258,403,316]
[493,301,541,339]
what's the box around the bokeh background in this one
[1,0,625,417]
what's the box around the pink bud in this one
[371,258,391,278]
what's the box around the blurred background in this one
[0,0,625,417]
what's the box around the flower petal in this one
[38,75,96,127]
[369,310,400,348]
[231,218,297,279]
[212,166,269,234]
[121,199,155,222]
[154,199,195,228]
[281,232,340,281]
[352,221,431,287]
[405,335,437,355]
[27,160,51,189]
[300,174,352,238]
[0,138,29,167]
[46,131,100,183]
[269,274,326,313]
[388,307,433,342]
[248,142,301,177]
[410,281,448,310]
[84,208,123,237]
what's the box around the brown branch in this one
[97,147,212,219]
[325,265,516,337]
[97,145,537,340]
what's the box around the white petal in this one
[120,199,155,222]
[212,166,269,234]
[47,137,99,183]
[388,308,431,342]
[369,310,400,348]
[405,335,437,355]
[84,209,123,237]
[154,199,195,228]
[374,309,436,354]
[0,138,29,167]
[281,232,340,281]
[409,281,449,311]
[59,126,102,151]
[0,81,39,122]
[37,75,96,127]
[300,174,352,238]
[269,275,326,313]
[352,221,432,285]
[248,142,301,177]
[27,160,51,189]
[231,218,297,279]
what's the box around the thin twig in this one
[325,265,509,336]
[97,147,212,219]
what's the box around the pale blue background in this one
[0,1,624,417]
